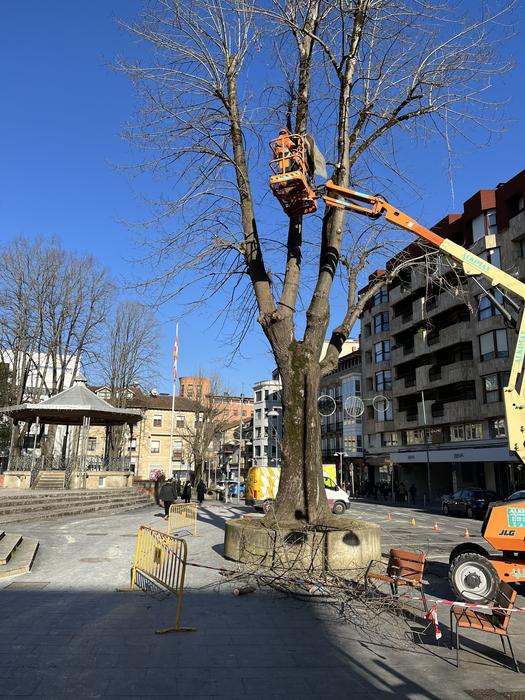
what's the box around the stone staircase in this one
[0,529,39,579]
[33,470,65,490]
[0,489,153,526]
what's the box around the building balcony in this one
[423,360,476,389]
[389,283,413,305]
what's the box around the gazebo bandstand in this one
[1,379,143,490]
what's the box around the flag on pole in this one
[173,323,179,382]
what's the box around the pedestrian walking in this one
[159,478,176,520]
[409,483,417,506]
[399,482,407,504]
[196,479,206,506]
[183,480,192,504]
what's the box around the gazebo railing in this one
[85,456,131,472]
[7,454,131,474]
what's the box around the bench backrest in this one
[387,548,425,583]
[492,581,517,630]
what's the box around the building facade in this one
[252,376,282,468]
[320,349,363,487]
[88,387,200,481]
[360,169,525,502]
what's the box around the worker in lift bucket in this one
[273,128,301,174]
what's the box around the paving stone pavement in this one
[0,499,524,698]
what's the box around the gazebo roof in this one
[0,382,143,426]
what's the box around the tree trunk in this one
[271,341,330,527]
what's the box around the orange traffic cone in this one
[433,522,440,532]
[386,512,392,521]
[410,517,416,526]
[463,527,470,538]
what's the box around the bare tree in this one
[99,300,160,408]
[119,0,514,526]
[182,375,235,482]
[0,237,112,451]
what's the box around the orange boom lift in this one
[269,128,525,603]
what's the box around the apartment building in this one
[88,387,200,481]
[360,168,525,502]
[252,375,282,467]
[320,349,363,486]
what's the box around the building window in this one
[187,384,194,398]
[196,385,202,399]
[364,323,372,337]
[150,440,160,454]
[479,329,508,361]
[486,210,498,236]
[255,409,262,420]
[480,247,501,269]
[375,370,392,392]
[176,415,185,428]
[153,415,162,427]
[242,410,247,416]
[87,437,96,451]
[373,311,389,333]
[478,291,503,320]
[518,238,525,259]
[483,372,509,403]
[373,288,388,306]
[374,340,390,363]
[406,429,425,445]
[450,423,482,441]
[489,418,507,438]
[376,399,393,421]
[129,438,137,452]
[381,432,398,447]
[255,390,262,402]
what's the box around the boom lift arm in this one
[319,180,525,469]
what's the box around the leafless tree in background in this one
[182,374,235,483]
[119,0,514,526]
[0,237,112,452]
[101,300,160,408]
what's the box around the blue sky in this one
[1,2,524,394]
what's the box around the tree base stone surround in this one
[224,517,381,574]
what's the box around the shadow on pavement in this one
[0,583,452,699]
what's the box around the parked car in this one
[228,482,246,498]
[505,490,525,502]
[441,487,496,519]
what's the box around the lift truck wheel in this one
[449,552,499,604]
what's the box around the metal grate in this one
[4,581,50,590]
[79,557,111,563]
[468,692,525,700]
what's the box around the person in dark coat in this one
[183,480,192,504]
[409,483,417,506]
[159,479,176,519]
[196,479,206,506]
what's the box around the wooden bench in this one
[450,581,520,672]
[365,548,428,611]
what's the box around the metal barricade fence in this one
[119,525,194,633]
[167,503,198,537]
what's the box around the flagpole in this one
[169,323,179,480]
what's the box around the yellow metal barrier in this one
[167,503,198,537]
[120,525,194,634]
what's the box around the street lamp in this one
[334,451,346,488]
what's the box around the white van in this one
[245,466,350,514]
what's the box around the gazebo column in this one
[79,416,91,489]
